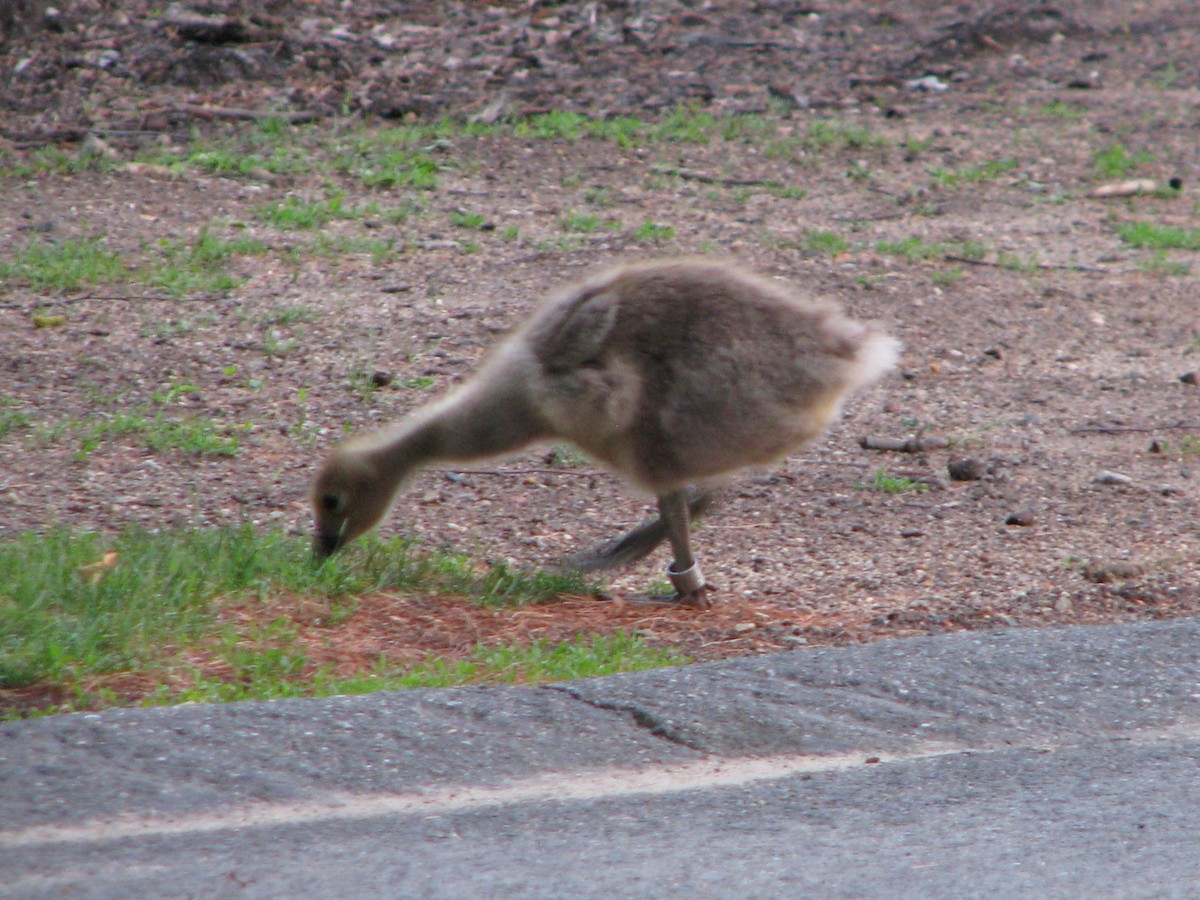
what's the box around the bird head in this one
[310,452,393,559]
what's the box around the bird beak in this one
[313,529,344,560]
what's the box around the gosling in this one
[311,258,899,608]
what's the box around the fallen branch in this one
[174,104,321,124]
[943,254,1104,273]
[1070,422,1200,435]
[860,434,950,453]
[650,165,771,187]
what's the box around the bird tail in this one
[849,326,901,391]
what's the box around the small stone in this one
[1054,595,1074,613]
[370,371,393,387]
[905,75,948,92]
[733,622,756,633]
[81,133,119,160]
[948,457,987,481]
[983,346,1003,359]
[1093,470,1132,485]
[1180,371,1198,386]
[899,528,924,538]
[1082,560,1147,583]
[1005,509,1035,527]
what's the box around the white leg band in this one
[668,560,706,594]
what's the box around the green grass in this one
[150,632,687,705]
[876,236,988,263]
[928,157,1019,188]
[255,193,366,229]
[0,399,32,441]
[392,633,686,688]
[632,219,675,242]
[1116,221,1200,251]
[450,210,489,230]
[338,146,443,189]
[1138,251,1191,277]
[183,143,312,178]
[561,210,619,233]
[801,230,850,256]
[149,227,269,296]
[0,526,634,715]
[1093,143,1153,179]
[860,468,928,494]
[53,411,244,459]
[0,236,127,291]
[1038,100,1085,120]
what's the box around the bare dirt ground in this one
[2,0,1199,701]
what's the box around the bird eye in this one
[321,493,343,513]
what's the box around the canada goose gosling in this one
[312,258,899,608]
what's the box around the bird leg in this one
[565,489,715,572]
[659,489,711,609]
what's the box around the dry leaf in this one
[76,551,120,585]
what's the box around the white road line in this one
[0,745,964,849]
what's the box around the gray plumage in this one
[312,258,899,607]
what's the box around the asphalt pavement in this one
[4,618,1200,898]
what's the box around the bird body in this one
[312,258,898,606]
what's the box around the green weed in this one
[1116,221,1200,251]
[0,527,622,714]
[860,468,928,494]
[1093,143,1153,179]
[801,230,850,256]
[0,237,126,291]
[632,219,675,242]
[928,157,1019,188]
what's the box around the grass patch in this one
[876,236,988,263]
[255,192,371,230]
[183,142,312,178]
[0,236,127,291]
[0,399,32,440]
[1093,143,1153,179]
[0,527,618,715]
[50,411,245,459]
[149,227,269,296]
[801,230,850,257]
[1116,221,1200,251]
[393,633,687,689]
[1138,251,1191,277]
[561,210,620,233]
[859,468,928,494]
[928,157,1019,188]
[1038,100,1085,120]
[632,219,675,242]
[337,143,444,190]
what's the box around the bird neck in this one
[360,370,547,481]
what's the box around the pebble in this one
[1092,470,1132,485]
[1005,509,1036,527]
[905,75,948,92]
[947,456,987,481]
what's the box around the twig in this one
[860,434,950,453]
[0,293,204,310]
[943,254,1105,273]
[446,468,606,478]
[1070,423,1200,435]
[651,165,771,187]
[174,105,321,124]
